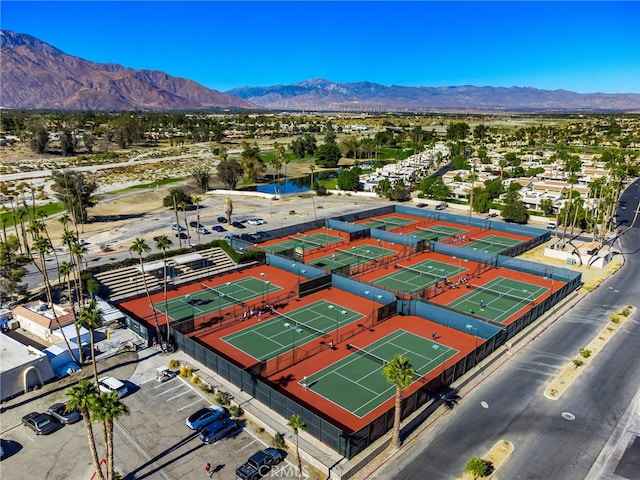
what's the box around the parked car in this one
[240,233,258,242]
[98,377,128,398]
[189,221,203,228]
[415,203,428,208]
[231,221,246,229]
[47,403,81,424]
[435,202,448,211]
[247,218,266,225]
[217,216,227,223]
[196,227,210,235]
[186,406,227,431]
[171,223,186,232]
[236,448,285,480]
[212,225,226,232]
[254,231,271,240]
[223,233,238,241]
[546,221,557,230]
[198,418,239,444]
[22,412,57,435]
[175,232,189,239]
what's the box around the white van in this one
[546,222,557,230]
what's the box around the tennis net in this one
[416,227,456,238]
[288,235,327,249]
[335,247,379,264]
[468,237,517,248]
[467,283,539,305]
[274,310,327,338]
[200,283,244,305]
[347,343,388,366]
[373,217,406,228]
[397,264,446,282]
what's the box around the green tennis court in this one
[154,277,282,322]
[263,232,345,254]
[373,260,468,294]
[447,276,548,323]
[309,244,395,269]
[303,329,459,417]
[222,300,365,361]
[411,225,466,241]
[465,235,521,253]
[360,215,416,230]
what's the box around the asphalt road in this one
[374,178,640,480]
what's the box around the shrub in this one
[621,308,631,317]
[289,210,296,215]
[168,359,180,369]
[610,314,621,324]
[573,359,584,368]
[179,365,193,378]
[579,348,591,358]
[229,405,244,418]
[272,432,288,450]
[190,375,202,386]
[214,390,231,406]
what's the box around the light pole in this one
[291,264,305,297]
[284,322,303,356]
[328,305,347,347]
[364,290,383,326]
[465,324,479,368]
[260,272,269,305]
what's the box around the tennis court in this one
[411,225,465,241]
[263,232,345,254]
[222,300,365,361]
[447,276,548,323]
[153,277,282,322]
[302,329,458,417]
[372,260,468,294]
[360,215,416,230]
[309,244,395,269]
[465,235,521,253]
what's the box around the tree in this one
[216,159,244,189]
[162,187,192,209]
[337,168,361,191]
[66,380,105,480]
[0,235,28,305]
[91,391,130,480]
[193,196,202,244]
[287,414,306,479]
[60,129,77,157]
[465,456,490,479]
[51,169,98,225]
[155,235,172,346]
[502,190,529,224]
[129,238,161,346]
[446,122,470,140]
[29,125,49,154]
[225,197,233,224]
[76,300,103,386]
[419,177,451,201]
[315,143,342,168]
[59,260,82,363]
[192,167,211,192]
[472,188,491,213]
[382,354,416,448]
[451,155,470,170]
[241,142,266,182]
[540,198,554,215]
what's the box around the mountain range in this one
[2,30,639,113]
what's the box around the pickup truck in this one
[235,448,284,480]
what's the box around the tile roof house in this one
[12,302,75,343]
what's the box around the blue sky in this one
[2,1,639,94]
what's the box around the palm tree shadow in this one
[273,374,295,388]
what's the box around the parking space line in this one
[177,399,204,411]
[139,377,157,385]
[153,378,178,388]
[166,390,191,401]
[238,439,258,450]
[155,385,183,396]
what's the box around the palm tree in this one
[66,380,105,480]
[91,391,130,480]
[179,201,190,244]
[280,147,290,193]
[193,195,202,245]
[77,300,103,386]
[70,241,88,305]
[287,414,306,479]
[155,235,172,349]
[382,354,416,448]
[225,197,233,224]
[61,230,82,305]
[60,261,83,363]
[130,238,161,346]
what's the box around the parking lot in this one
[0,348,300,480]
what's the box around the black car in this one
[212,225,226,232]
[217,217,227,223]
[189,221,202,228]
[175,232,189,239]
[198,418,239,444]
[240,233,257,242]
[231,221,246,229]
[22,412,57,435]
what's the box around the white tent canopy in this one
[136,261,165,273]
[173,253,203,265]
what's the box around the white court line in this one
[155,385,182,396]
[166,390,190,401]
[177,398,204,412]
